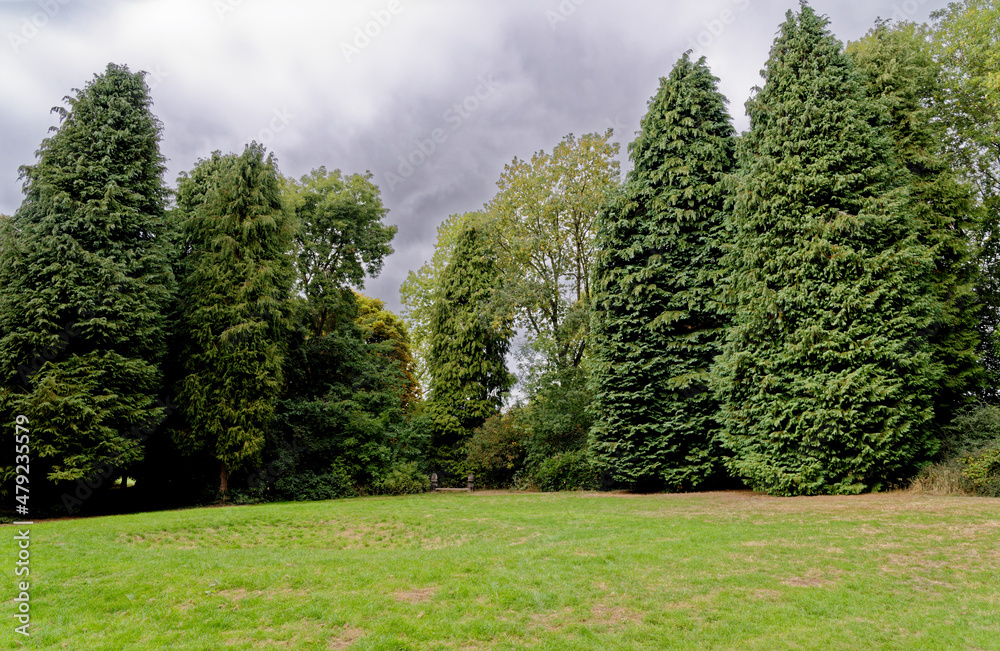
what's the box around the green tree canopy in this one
[928,0,1000,397]
[399,211,471,385]
[485,132,621,374]
[172,143,295,498]
[930,0,1000,207]
[355,292,420,409]
[589,53,735,491]
[0,63,172,505]
[714,3,943,495]
[267,292,408,500]
[426,220,514,476]
[847,20,983,427]
[283,167,396,338]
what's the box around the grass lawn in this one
[3,490,999,649]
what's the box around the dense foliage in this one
[589,53,735,492]
[284,168,396,337]
[426,221,514,479]
[714,5,946,495]
[847,20,983,431]
[2,0,998,513]
[465,410,531,489]
[356,292,420,409]
[486,132,621,374]
[264,294,410,501]
[929,0,1000,398]
[912,402,1000,497]
[171,144,296,499]
[0,64,173,508]
[399,212,470,384]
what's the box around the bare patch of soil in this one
[327,625,364,650]
[394,587,437,604]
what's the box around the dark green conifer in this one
[0,64,172,505]
[589,53,735,491]
[172,144,295,499]
[715,4,942,495]
[848,21,984,424]
[426,220,514,477]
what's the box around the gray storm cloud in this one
[0,0,947,314]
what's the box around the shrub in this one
[273,470,355,502]
[510,467,539,491]
[465,409,531,488]
[391,402,433,466]
[374,461,431,495]
[909,460,970,495]
[535,450,600,492]
[941,403,1000,456]
[523,367,593,467]
[910,403,1000,497]
[960,448,1000,497]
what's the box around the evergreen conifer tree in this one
[426,220,514,477]
[848,22,983,422]
[589,53,735,491]
[172,144,295,499]
[0,64,172,505]
[714,4,942,495]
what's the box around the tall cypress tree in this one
[714,4,942,495]
[172,144,295,499]
[589,53,735,491]
[0,64,172,506]
[848,22,984,422]
[426,220,514,477]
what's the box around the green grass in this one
[4,490,999,649]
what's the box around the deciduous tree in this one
[356,292,420,409]
[486,132,620,374]
[283,168,396,338]
[928,0,1000,397]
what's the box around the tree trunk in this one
[219,462,229,504]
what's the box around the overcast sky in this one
[0,0,948,315]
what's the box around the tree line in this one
[0,63,418,513]
[407,0,1000,496]
[2,0,998,515]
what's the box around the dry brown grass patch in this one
[588,603,641,626]
[327,625,365,649]
[394,587,437,603]
[782,569,833,587]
